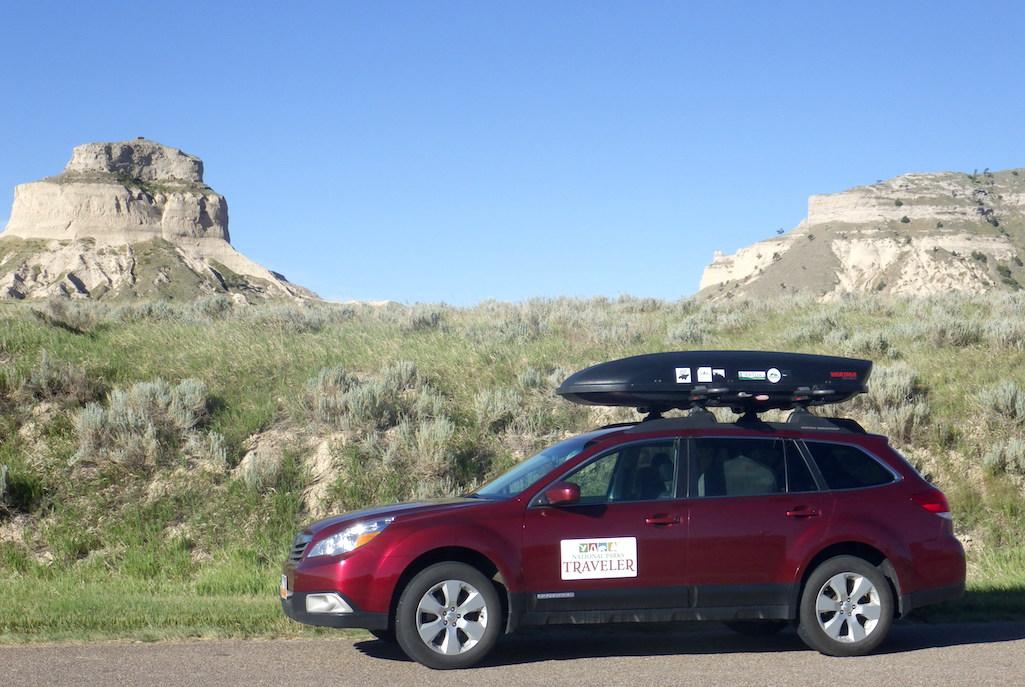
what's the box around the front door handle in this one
[786,506,821,519]
[645,513,681,526]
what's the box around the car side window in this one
[804,441,896,490]
[785,440,819,493]
[570,452,618,504]
[691,438,786,498]
[563,440,677,504]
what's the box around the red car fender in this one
[793,526,915,595]
[359,520,523,613]
[454,521,525,588]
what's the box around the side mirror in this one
[543,482,580,506]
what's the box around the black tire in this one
[724,620,789,637]
[797,555,894,657]
[369,628,395,643]
[394,562,502,669]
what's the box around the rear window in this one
[804,441,896,490]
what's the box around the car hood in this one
[304,497,489,535]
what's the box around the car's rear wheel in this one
[724,620,789,637]
[394,562,502,669]
[797,555,894,656]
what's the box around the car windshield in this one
[472,428,621,498]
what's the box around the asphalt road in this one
[4,622,1024,687]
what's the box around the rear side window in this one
[691,438,786,497]
[804,442,896,490]
[786,440,818,493]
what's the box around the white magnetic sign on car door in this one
[560,537,637,580]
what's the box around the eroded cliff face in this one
[0,140,315,300]
[65,140,205,182]
[700,169,1025,300]
[4,140,229,244]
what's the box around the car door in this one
[520,438,687,616]
[685,436,835,611]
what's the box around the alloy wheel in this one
[415,579,489,655]
[814,572,882,643]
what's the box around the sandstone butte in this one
[699,168,1025,301]
[0,139,315,300]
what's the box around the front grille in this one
[289,533,312,563]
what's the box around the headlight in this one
[306,517,395,558]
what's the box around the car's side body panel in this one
[519,500,688,610]
[687,491,836,586]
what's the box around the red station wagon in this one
[280,352,965,669]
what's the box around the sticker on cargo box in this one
[738,370,767,381]
[560,537,637,580]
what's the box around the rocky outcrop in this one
[4,139,228,244]
[0,139,315,300]
[700,168,1025,300]
[233,428,345,518]
[65,140,204,182]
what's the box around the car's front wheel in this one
[797,555,894,656]
[394,562,502,669]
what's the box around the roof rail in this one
[623,414,719,434]
[620,410,866,435]
[596,421,642,430]
[785,409,865,433]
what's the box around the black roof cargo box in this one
[557,350,871,414]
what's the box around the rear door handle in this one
[645,514,681,526]
[786,506,821,519]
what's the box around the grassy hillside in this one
[1,294,1024,641]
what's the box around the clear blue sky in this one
[3,2,1025,304]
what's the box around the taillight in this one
[912,489,952,520]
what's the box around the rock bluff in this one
[4,139,229,244]
[700,169,1025,300]
[0,139,314,300]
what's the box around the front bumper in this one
[281,590,389,630]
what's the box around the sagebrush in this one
[1,292,1024,640]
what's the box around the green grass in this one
[0,577,339,643]
[916,546,1025,622]
[2,293,1025,641]
[0,582,307,648]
